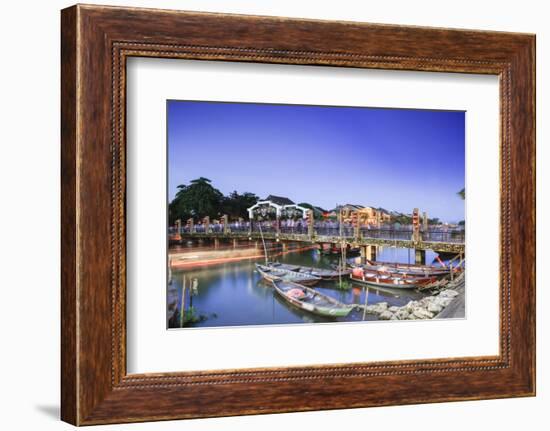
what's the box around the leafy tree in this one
[298,203,329,220]
[169,177,223,223]
[393,214,413,225]
[222,191,258,220]
[428,217,441,225]
[457,188,465,200]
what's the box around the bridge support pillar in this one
[282,242,288,252]
[415,249,426,265]
[360,245,376,263]
[214,238,219,249]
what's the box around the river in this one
[167,245,440,329]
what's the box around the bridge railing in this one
[359,228,412,241]
[422,229,465,243]
[279,225,309,235]
[229,224,250,233]
[172,222,465,244]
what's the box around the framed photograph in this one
[61,4,535,425]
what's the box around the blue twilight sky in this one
[167,101,465,222]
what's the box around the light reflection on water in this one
[167,246,439,329]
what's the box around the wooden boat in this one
[350,267,436,289]
[255,264,321,286]
[268,262,351,280]
[360,260,454,278]
[272,280,353,317]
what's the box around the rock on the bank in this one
[412,308,434,320]
[395,309,410,320]
[379,310,394,320]
[427,302,443,314]
[365,287,459,321]
[439,289,459,298]
[434,297,454,307]
[404,301,420,313]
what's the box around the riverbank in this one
[357,272,465,320]
[434,276,465,319]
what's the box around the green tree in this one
[169,177,223,223]
[457,188,465,200]
[428,217,441,225]
[298,203,326,220]
[394,214,413,225]
[222,191,258,220]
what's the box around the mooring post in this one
[214,238,219,249]
[233,238,238,249]
[362,286,369,321]
[180,275,187,328]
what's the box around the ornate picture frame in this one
[61,4,535,425]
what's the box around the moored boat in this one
[350,267,436,289]
[359,259,459,278]
[255,263,321,286]
[268,262,351,280]
[272,280,353,317]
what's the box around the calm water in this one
[167,246,439,329]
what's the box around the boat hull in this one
[269,262,351,280]
[272,280,352,317]
[350,274,433,289]
[256,264,321,286]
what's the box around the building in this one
[330,204,392,226]
[247,196,309,220]
[264,195,295,206]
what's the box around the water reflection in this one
[168,246,431,329]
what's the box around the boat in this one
[267,262,351,280]
[271,280,353,317]
[350,267,437,289]
[359,260,453,278]
[255,263,321,286]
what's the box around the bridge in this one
[170,223,465,264]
